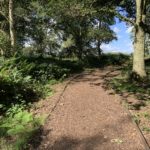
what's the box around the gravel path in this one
[32,69,147,150]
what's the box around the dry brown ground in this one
[30,68,149,150]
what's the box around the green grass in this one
[142,126,150,132]
[109,60,150,98]
[105,59,150,111]
[132,114,141,125]
[108,76,150,109]
[142,112,150,120]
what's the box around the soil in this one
[29,67,149,150]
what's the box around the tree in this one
[0,0,9,56]
[46,0,116,59]
[87,19,116,58]
[9,0,15,50]
[101,0,150,77]
[72,0,150,77]
[132,0,147,77]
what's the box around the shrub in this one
[101,53,130,66]
[0,103,44,149]
[0,57,54,113]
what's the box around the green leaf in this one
[7,125,25,135]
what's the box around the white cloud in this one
[101,44,119,53]
[101,44,112,51]
[101,43,133,54]
[113,27,120,33]
[126,26,133,33]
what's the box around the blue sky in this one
[101,19,133,54]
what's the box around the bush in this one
[0,103,44,149]
[0,58,48,111]
[101,53,130,66]
[81,53,130,68]
[0,56,84,112]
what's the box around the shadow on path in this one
[46,134,108,150]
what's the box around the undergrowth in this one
[0,103,45,150]
[110,77,150,99]
[0,56,83,149]
[106,60,150,111]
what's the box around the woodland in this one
[0,0,150,149]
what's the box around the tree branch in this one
[113,10,135,25]
[97,8,135,26]
[0,10,8,21]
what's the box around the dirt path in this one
[31,68,148,150]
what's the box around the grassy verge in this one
[105,61,150,144]
[108,60,150,109]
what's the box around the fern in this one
[0,104,44,149]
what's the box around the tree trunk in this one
[133,0,146,77]
[97,21,102,59]
[9,0,15,49]
[76,36,83,60]
[77,46,83,60]
[133,26,146,77]
[97,40,102,58]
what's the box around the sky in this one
[101,19,133,54]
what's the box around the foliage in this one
[0,53,129,112]
[142,126,150,132]
[100,53,130,66]
[0,55,85,149]
[110,77,150,99]
[0,58,48,111]
[49,0,116,59]
[0,56,85,112]
[83,53,130,67]
[132,114,140,125]
[107,61,150,110]
[0,103,44,149]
